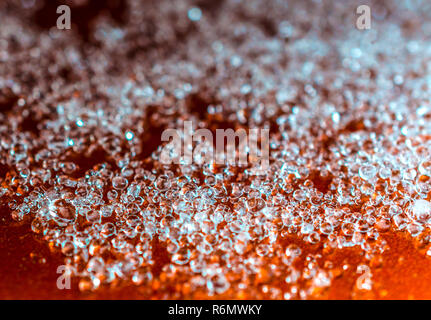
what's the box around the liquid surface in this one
[1,0,431,300]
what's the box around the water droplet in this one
[411,199,431,223]
[50,199,76,224]
[359,165,377,180]
[112,176,128,190]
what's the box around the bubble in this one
[256,244,270,256]
[172,247,191,265]
[285,244,301,259]
[313,270,331,288]
[101,206,113,218]
[355,218,370,233]
[407,222,423,237]
[50,199,76,224]
[78,278,93,292]
[359,164,377,181]
[112,233,128,250]
[379,167,392,179]
[31,218,45,234]
[101,222,116,238]
[331,112,340,124]
[112,176,128,190]
[86,210,101,223]
[132,269,152,285]
[375,217,391,232]
[204,175,216,186]
[341,222,354,236]
[197,241,213,255]
[167,241,179,254]
[107,190,118,200]
[125,131,134,141]
[393,213,408,230]
[285,267,301,284]
[230,55,242,68]
[319,222,333,235]
[155,175,171,191]
[187,7,202,21]
[209,274,230,294]
[87,257,105,276]
[411,199,431,223]
[306,232,321,244]
[126,214,141,227]
[420,159,431,176]
[389,205,402,216]
[240,84,252,94]
[246,197,265,212]
[61,240,76,256]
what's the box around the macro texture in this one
[1,0,431,299]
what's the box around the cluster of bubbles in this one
[1,0,431,298]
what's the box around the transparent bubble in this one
[86,210,101,224]
[285,244,301,259]
[359,164,377,181]
[172,247,191,265]
[285,267,301,284]
[155,175,171,191]
[31,218,45,234]
[419,160,431,176]
[50,199,76,225]
[209,274,230,294]
[101,222,116,238]
[112,176,128,190]
[411,199,431,223]
[319,222,333,235]
[375,217,391,232]
[61,240,76,256]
